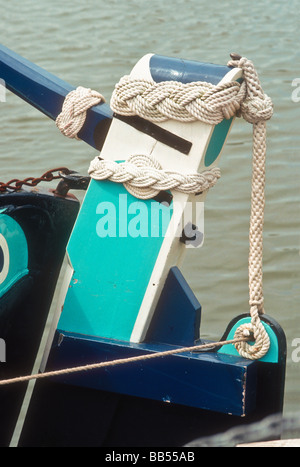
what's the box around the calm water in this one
[0,0,299,419]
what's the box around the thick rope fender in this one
[110,77,245,123]
[56,86,105,139]
[88,154,221,199]
[109,55,273,127]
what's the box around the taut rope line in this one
[0,337,249,387]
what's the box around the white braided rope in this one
[88,154,221,199]
[110,64,273,126]
[227,55,272,360]
[111,77,244,124]
[56,86,105,139]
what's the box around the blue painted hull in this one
[0,188,79,447]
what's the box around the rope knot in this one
[233,314,270,360]
[124,154,163,199]
[56,86,105,139]
[241,94,273,124]
[227,55,273,124]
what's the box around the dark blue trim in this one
[0,46,232,150]
[47,330,257,417]
[150,55,231,85]
[0,44,113,150]
[146,267,201,346]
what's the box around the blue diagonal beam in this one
[0,44,113,150]
[47,331,257,417]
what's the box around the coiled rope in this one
[55,54,273,360]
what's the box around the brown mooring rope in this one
[0,337,249,386]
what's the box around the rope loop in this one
[233,308,270,360]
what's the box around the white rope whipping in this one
[56,86,105,139]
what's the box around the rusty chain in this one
[0,167,71,193]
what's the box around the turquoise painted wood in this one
[204,118,233,166]
[218,317,280,363]
[0,212,28,299]
[58,180,173,340]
